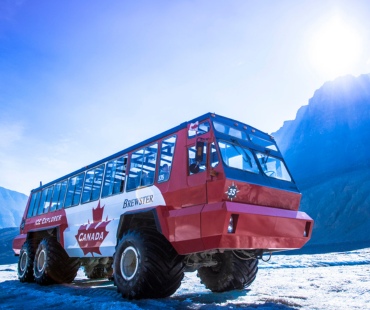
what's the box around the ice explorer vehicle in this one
[13,113,313,299]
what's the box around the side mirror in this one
[189,163,200,174]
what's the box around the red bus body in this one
[13,113,313,297]
[13,113,312,256]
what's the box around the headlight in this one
[227,215,235,234]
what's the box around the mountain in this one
[0,186,28,229]
[273,74,370,248]
[0,227,19,264]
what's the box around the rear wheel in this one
[113,228,184,299]
[18,239,37,283]
[197,251,258,292]
[33,237,80,285]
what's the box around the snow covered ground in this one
[1,248,369,310]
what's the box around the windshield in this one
[217,141,292,182]
[213,120,278,151]
[218,141,259,174]
[256,152,291,182]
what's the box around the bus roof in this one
[31,113,271,192]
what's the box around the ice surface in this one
[0,248,369,309]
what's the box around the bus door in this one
[185,139,208,206]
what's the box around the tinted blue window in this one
[102,156,126,198]
[27,192,40,218]
[31,192,42,217]
[82,164,105,203]
[50,181,67,212]
[158,136,176,183]
[64,173,85,208]
[127,144,158,191]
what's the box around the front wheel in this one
[113,229,184,299]
[197,251,258,292]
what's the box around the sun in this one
[308,16,362,78]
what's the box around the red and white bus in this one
[13,113,313,299]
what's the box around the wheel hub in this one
[19,252,28,274]
[36,249,46,273]
[120,246,139,281]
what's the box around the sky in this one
[1,0,370,195]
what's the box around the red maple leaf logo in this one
[75,201,111,256]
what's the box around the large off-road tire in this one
[18,239,38,283]
[113,228,184,299]
[197,251,258,292]
[33,237,80,285]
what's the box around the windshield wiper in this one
[231,138,253,168]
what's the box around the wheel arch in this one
[116,207,165,241]
[27,226,60,244]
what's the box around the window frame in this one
[101,155,127,198]
[63,172,85,208]
[126,143,158,191]
[188,142,208,175]
[158,135,177,183]
[81,164,105,204]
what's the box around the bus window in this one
[50,181,67,212]
[141,144,158,186]
[213,121,248,141]
[249,134,278,151]
[37,186,53,215]
[188,143,207,175]
[31,191,42,217]
[188,121,210,139]
[127,149,144,190]
[127,143,158,191]
[64,173,85,208]
[158,135,176,183]
[37,190,48,215]
[57,181,67,210]
[27,191,40,218]
[102,156,127,198]
[50,183,60,212]
[81,164,105,204]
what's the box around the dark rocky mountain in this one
[0,187,27,263]
[0,186,28,229]
[273,74,370,249]
[0,227,19,264]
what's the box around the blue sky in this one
[1,0,370,195]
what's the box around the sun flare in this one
[309,16,362,78]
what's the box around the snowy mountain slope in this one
[274,74,370,181]
[0,227,18,265]
[1,248,369,309]
[299,169,370,246]
[0,186,28,228]
[273,74,370,248]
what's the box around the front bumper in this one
[163,201,313,255]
